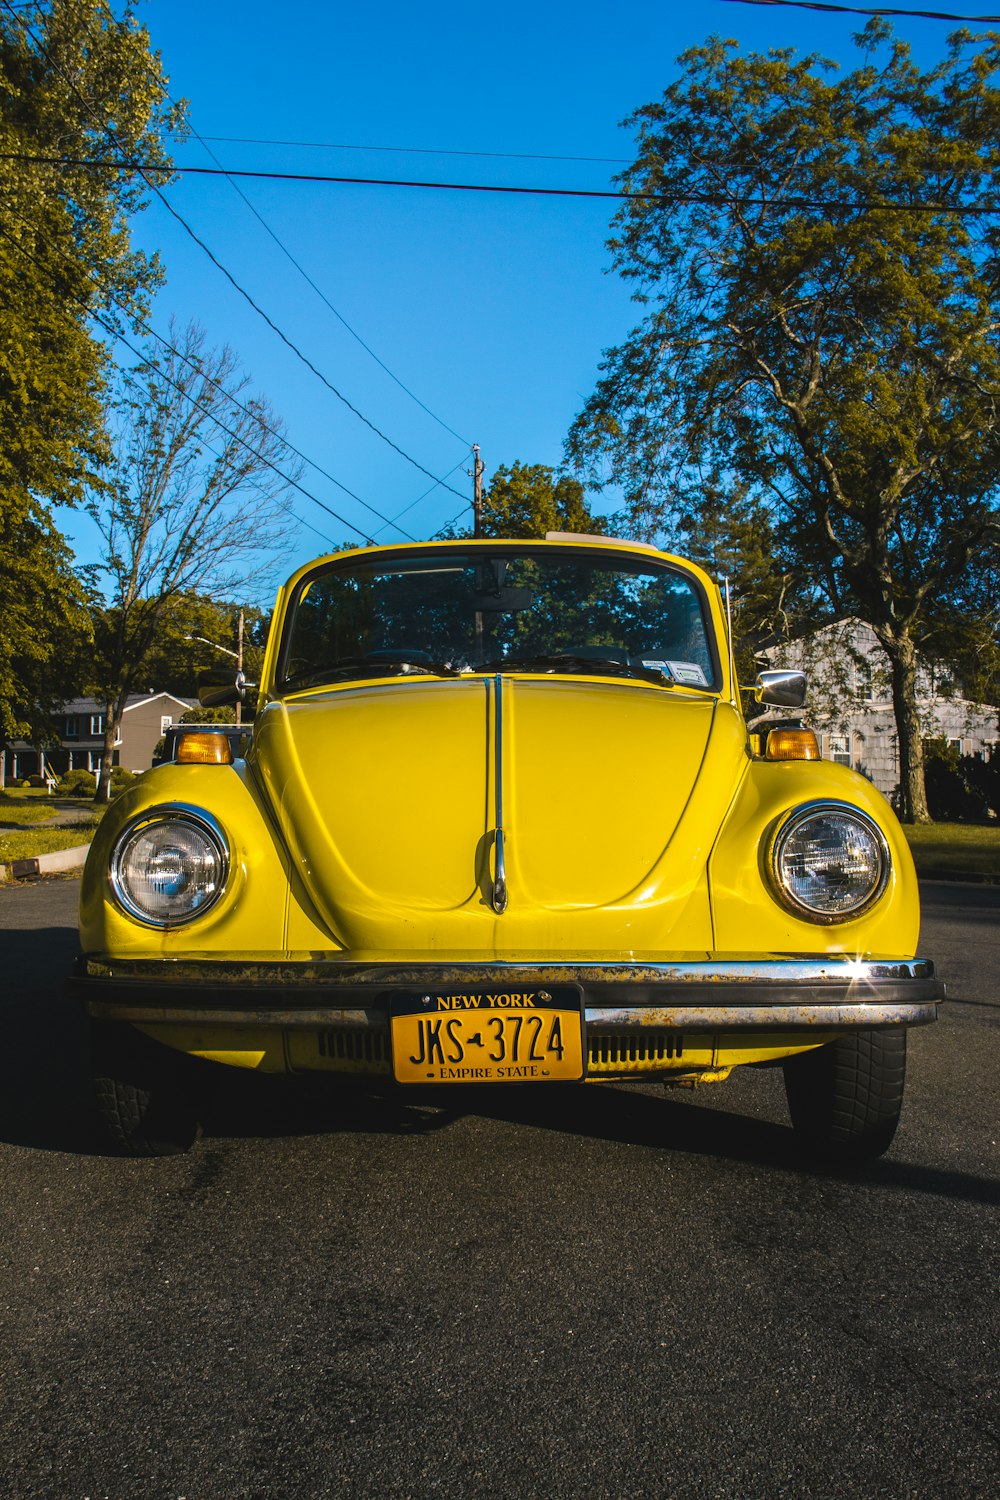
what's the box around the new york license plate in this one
[390,986,585,1084]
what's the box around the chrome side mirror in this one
[198,669,247,708]
[754,669,807,708]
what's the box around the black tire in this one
[782,1029,906,1165]
[90,1021,202,1156]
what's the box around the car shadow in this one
[196,1071,1000,1206]
[1,923,996,1208]
[0,925,102,1154]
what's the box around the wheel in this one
[90,1021,202,1156]
[782,1029,906,1165]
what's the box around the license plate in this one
[390,986,585,1084]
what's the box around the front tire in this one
[782,1029,906,1165]
[90,1021,202,1156]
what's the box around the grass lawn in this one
[902,822,1000,880]
[0,825,98,863]
[0,792,104,866]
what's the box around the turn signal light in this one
[175,732,235,765]
[764,728,820,762]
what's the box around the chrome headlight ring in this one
[109,803,230,929]
[768,800,891,924]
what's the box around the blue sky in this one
[60,0,971,601]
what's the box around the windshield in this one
[278,546,718,691]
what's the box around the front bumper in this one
[69,955,943,1032]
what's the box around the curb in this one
[1,842,91,883]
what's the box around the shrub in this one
[924,738,994,822]
[56,768,97,797]
[961,745,1000,819]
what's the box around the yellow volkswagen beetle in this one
[71,535,942,1159]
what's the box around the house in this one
[1,692,196,786]
[763,619,998,799]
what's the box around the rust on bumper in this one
[69,954,943,1031]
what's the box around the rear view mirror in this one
[470,587,535,612]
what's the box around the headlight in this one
[769,801,890,922]
[110,806,229,927]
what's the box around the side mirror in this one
[198,669,247,708]
[754,669,807,708]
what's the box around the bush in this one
[56,768,97,797]
[55,766,137,798]
[962,745,1000,818]
[180,705,236,724]
[924,739,996,822]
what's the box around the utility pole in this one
[472,443,484,537]
[235,609,244,728]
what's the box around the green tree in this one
[86,322,297,800]
[479,462,606,539]
[568,22,1000,820]
[139,594,269,701]
[0,0,180,753]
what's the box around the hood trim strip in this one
[492,673,508,914]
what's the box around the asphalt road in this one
[0,877,997,1500]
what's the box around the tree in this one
[568,22,1000,820]
[478,461,605,539]
[86,322,298,800]
[0,508,93,784]
[138,593,269,700]
[0,0,180,748]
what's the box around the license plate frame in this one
[389,985,585,1084]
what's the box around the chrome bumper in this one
[69,955,943,1031]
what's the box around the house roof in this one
[58,693,197,715]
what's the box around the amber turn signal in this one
[764,728,820,762]
[175,732,235,765]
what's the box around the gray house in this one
[764,620,998,799]
[1,692,195,786]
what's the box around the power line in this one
[371,454,474,539]
[6,152,1000,217]
[0,3,470,504]
[1,196,421,542]
[179,119,473,446]
[0,218,374,545]
[174,132,632,166]
[94,309,377,546]
[129,181,472,500]
[720,1,1000,18]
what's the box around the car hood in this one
[251,676,748,951]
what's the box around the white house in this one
[763,619,998,800]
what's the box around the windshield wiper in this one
[283,654,462,688]
[481,653,673,685]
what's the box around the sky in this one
[57,0,982,605]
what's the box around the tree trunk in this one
[94,698,121,803]
[885,633,931,824]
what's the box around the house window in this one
[855,659,874,702]
[64,717,79,739]
[160,715,174,734]
[948,737,963,755]
[827,733,852,766]
[89,714,104,736]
